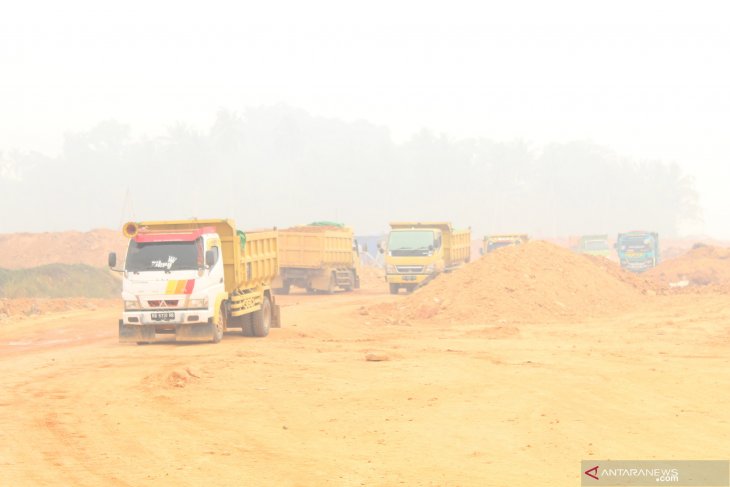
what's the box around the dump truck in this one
[576,234,611,257]
[273,223,360,294]
[616,231,659,272]
[481,234,529,254]
[381,222,470,294]
[108,219,280,344]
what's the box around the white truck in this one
[109,219,280,344]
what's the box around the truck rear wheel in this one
[276,281,290,295]
[240,313,254,337]
[252,295,271,337]
[343,270,355,292]
[327,273,336,294]
[389,284,399,295]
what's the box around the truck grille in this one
[396,265,424,273]
[147,300,179,308]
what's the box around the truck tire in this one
[252,295,272,337]
[240,313,254,337]
[389,284,399,295]
[273,280,290,295]
[343,270,354,292]
[327,272,336,294]
[211,309,224,343]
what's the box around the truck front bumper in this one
[119,309,215,343]
[621,260,655,272]
[119,320,217,343]
[386,273,432,285]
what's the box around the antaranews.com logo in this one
[580,460,729,486]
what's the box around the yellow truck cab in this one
[108,219,280,344]
[576,234,611,257]
[481,234,529,254]
[381,222,470,294]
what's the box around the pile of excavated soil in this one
[646,245,730,288]
[660,237,730,261]
[357,266,386,290]
[0,229,126,269]
[370,241,653,325]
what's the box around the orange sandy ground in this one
[1,276,729,486]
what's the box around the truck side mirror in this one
[377,244,384,254]
[108,252,117,268]
[205,249,216,267]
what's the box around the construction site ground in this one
[2,263,729,485]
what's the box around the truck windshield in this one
[487,241,515,252]
[584,240,609,251]
[620,236,653,250]
[388,231,435,256]
[125,240,202,272]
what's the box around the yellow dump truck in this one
[273,223,359,294]
[382,222,471,294]
[481,234,529,254]
[108,219,280,344]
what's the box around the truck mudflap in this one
[118,319,216,343]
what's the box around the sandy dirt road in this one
[1,286,730,486]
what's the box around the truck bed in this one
[278,226,353,269]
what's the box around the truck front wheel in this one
[389,284,399,295]
[252,295,272,337]
[212,308,224,343]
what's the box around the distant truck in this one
[615,231,659,272]
[576,234,611,257]
[108,219,281,344]
[381,222,471,294]
[481,234,529,254]
[273,223,360,294]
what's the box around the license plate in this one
[151,312,175,321]
[403,275,417,281]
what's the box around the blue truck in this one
[615,231,659,272]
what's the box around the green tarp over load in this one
[309,221,344,228]
[237,230,246,250]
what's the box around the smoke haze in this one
[1,1,727,236]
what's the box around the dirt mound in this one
[0,229,126,269]
[370,241,651,324]
[358,266,386,290]
[646,245,730,288]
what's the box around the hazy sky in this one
[2,1,729,236]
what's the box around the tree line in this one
[0,105,700,236]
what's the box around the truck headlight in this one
[424,264,435,273]
[124,300,140,311]
[386,264,397,273]
[188,298,208,308]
